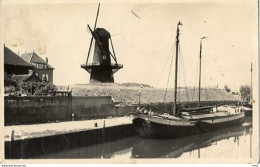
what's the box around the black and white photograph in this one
[1,0,259,164]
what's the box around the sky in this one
[2,0,258,91]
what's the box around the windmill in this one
[81,3,123,83]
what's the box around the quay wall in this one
[4,96,238,125]
[5,124,135,159]
[5,96,72,125]
[5,96,131,125]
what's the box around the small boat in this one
[131,21,245,139]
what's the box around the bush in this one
[239,85,251,103]
[18,81,57,96]
[224,85,231,92]
[4,72,17,87]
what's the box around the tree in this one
[4,72,17,87]
[224,85,231,92]
[239,85,251,103]
[4,72,57,96]
[17,81,57,96]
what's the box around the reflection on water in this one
[132,125,252,158]
[35,118,252,159]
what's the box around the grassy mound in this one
[68,83,238,105]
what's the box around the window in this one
[42,74,49,81]
[31,63,37,68]
[42,74,46,81]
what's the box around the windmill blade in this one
[87,24,94,34]
[86,36,94,64]
[109,38,117,64]
[94,3,100,30]
[87,24,103,51]
[85,3,101,64]
[109,51,117,64]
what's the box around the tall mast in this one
[198,37,207,107]
[173,21,182,115]
[250,63,253,102]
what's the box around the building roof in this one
[21,52,54,69]
[12,73,42,82]
[4,46,33,67]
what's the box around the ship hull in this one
[132,112,245,139]
[196,112,245,132]
[132,114,202,139]
[243,107,252,117]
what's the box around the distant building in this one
[21,52,54,84]
[12,72,42,83]
[11,72,42,95]
[4,45,33,75]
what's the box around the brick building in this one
[21,52,54,84]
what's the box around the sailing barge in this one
[131,21,245,139]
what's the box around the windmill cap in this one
[95,28,110,37]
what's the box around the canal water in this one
[34,117,253,159]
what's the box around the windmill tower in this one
[81,3,123,83]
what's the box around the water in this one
[34,117,253,159]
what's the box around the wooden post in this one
[11,130,15,141]
[138,91,141,107]
[102,119,106,142]
[71,113,74,121]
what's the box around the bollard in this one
[102,120,106,142]
[11,130,15,141]
[71,113,74,121]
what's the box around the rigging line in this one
[192,58,199,101]
[163,41,176,103]
[147,31,176,103]
[147,41,175,103]
[179,45,190,102]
